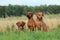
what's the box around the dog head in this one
[16,21,25,27]
[36,12,44,20]
[26,12,33,19]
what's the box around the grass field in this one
[0,14,60,40]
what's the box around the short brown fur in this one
[35,12,49,32]
[16,21,25,31]
[26,12,36,31]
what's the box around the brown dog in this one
[26,12,36,31]
[35,12,49,32]
[16,21,25,31]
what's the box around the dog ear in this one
[26,12,29,17]
[42,13,44,16]
[41,12,44,16]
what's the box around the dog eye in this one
[38,15,41,16]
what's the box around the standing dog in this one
[16,21,25,31]
[26,12,36,31]
[35,12,49,32]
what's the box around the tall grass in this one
[0,14,60,40]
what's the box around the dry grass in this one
[0,14,60,31]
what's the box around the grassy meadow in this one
[0,14,60,40]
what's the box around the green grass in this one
[0,25,60,40]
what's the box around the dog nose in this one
[39,17,42,19]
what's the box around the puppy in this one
[16,21,25,31]
[35,12,49,32]
[26,12,36,31]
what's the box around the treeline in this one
[0,4,60,17]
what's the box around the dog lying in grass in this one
[16,21,25,31]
